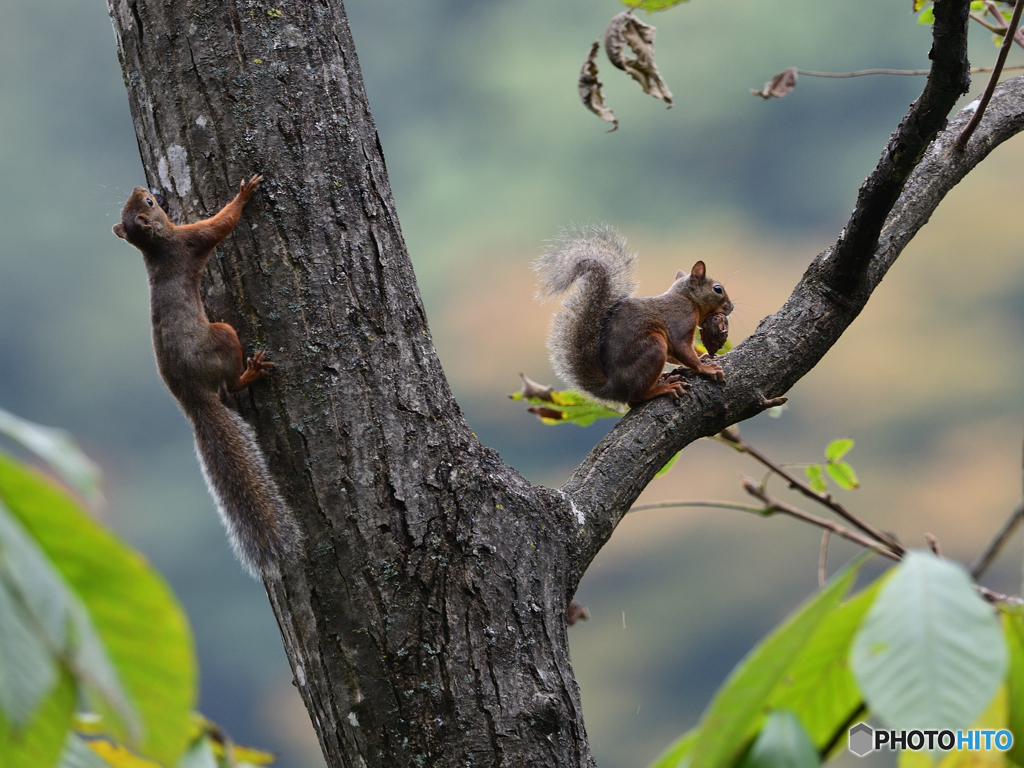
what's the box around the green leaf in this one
[0,408,103,505]
[767,577,884,749]
[646,728,698,768]
[656,452,681,478]
[917,7,935,23]
[913,0,930,11]
[621,0,691,11]
[0,454,197,766]
[824,439,853,462]
[736,711,819,768]
[178,737,219,768]
[825,461,858,490]
[970,0,986,8]
[851,551,1006,731]
[0,498,137,736]
[805,465,827,494]
[1003,611,1024,767]
[0,668,76,768]
[687,554,867,768]
[510,388,622,426]
[59,734,117,768]
[0,569,59,725]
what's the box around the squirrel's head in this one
[672,261,734,319]
[113,187,172,247]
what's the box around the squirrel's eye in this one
[713,285,723,294]
[145,198,154,207]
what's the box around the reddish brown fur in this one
[114,175,301,577]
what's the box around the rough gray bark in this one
[104,0,1024,766]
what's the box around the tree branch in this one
[717,429,903,555]
[562,8,1024,588]
[824,0,971,294]
[958,0,1024,148]
[970,422,1024,577]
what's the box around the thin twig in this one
[741,478,901,561]
[818,530,831,588]
[821,703,867,759]
[629,500,767,515]
[970,422,1024,579]
[970,498,1024,577]
[796,65,1024,78]
[978,585,1024,605]
[958,0,1024,148]
[719,430,905,556]
[971,11,1009,33]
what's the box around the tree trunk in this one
[105,0,1024,765]
[106,1,593,765]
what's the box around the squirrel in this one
[113,174,301,578]
[534,224,733,406]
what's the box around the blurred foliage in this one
[0,410,272,768]
[651,553,1020,767]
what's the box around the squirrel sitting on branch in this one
[534,225,733,407]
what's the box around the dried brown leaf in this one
[527,406,567,422]
[579,41,618,131]
[567,601,590,626]
[603,11,674,107]
[514,373,557,402]
[751,67,798,100]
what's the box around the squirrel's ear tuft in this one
[691,261,706,280]
[112,222,126,240]
[676,269,686,280]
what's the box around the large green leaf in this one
[767,577,884,748]
[736,711,819,768]
[851,551,1006,731]
[0,454,196,766]
[0,562,60,726]
[0,668,76,768]
[0,497,137,737]
[1003,611,1024,767]
[646,728,698,768]
[59,733,118,768]
[0,407,102,505]
[687,555,866,768]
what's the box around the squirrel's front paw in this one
[239,173,263,200]
[700,362,725,382]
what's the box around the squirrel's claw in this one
[238,174,263,200]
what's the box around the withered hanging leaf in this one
[511,373,556,403]
[579,41,618,131]
[751,67,798,100]
[567,601,590,627]
[603,11,674,107]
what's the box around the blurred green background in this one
[2,0,1024,766]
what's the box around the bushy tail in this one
[533,225,637,397]
[185,392,302,578]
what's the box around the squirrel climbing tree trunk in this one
[105,0,1024,765]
